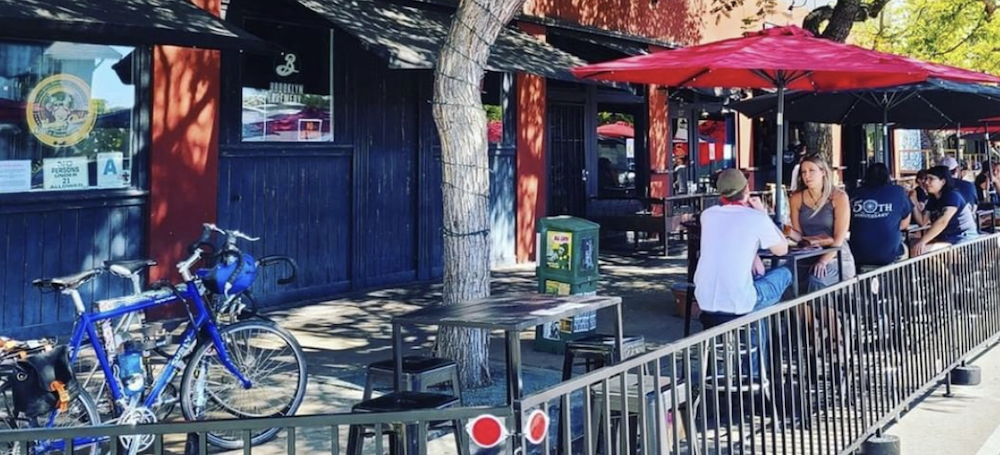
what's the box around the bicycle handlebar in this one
[257,255,298,285]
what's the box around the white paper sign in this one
[43,157,88,190]
[96,152,125,188]
[0,160,31,193]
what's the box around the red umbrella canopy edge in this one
[572,26,1000,91]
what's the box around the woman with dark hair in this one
[975,160,1000,210]
[910,165,978,255]
[849,163,912,269]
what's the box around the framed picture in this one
[297,119,323,141]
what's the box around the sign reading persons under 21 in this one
[43,157,88,190]
[25,74,98,148]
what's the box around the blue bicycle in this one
[18,224,307,453]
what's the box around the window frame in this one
[230,15,335,145]
[0,38,151,203]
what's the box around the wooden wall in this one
[1,197,145,337]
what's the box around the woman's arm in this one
[913,206,957,255]
[788,191,803,241]
[910,191,929,226]
[812,191,850,276]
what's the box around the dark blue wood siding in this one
[490,150,516,267]
[1,196,144,338]
[216,32,520,306]
[217,151,353,305]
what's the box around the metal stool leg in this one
[450,368,463,403]
[453,418,470,455]
[363,368,376,401]
[346,424,363,455]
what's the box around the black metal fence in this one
[0,405,509,454]
[3,235,999,455]
[517,233,1000,454]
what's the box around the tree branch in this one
[803,5,834,34]
[930,13,988,57]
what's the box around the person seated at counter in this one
[786,155,857,292]
[940,156,979,209]
[910,165,979,256]
[694,169,791,378]
[975,160,1000,210]
[849,163,912,271]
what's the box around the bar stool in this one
[346,391,469,455]
[363,355,462,401]
[562,334,646,380]
[558,334,646,454]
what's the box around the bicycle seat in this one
[104,258,157,277]
[32,269,102,292]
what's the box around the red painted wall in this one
[524,0,806,45]
[516,23,548,263]
[147,0,221,284]
[647,44,670,203]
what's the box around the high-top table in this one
[391,293,624,405]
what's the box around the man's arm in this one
[768,240,789,256]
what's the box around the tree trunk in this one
[803,123,834,165]
[801,0,863,176]
[820,0,863,41]
[432,0,525,388]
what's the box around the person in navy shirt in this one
[940,156,978,210]
[910,165,979,255]
[850,163,912,267]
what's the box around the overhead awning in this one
[549,28,651,57]
[0,0,272,52]
[296,0,587,81]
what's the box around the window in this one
[0,40,137,194]
[240,19,333,142]
[481,72,512,146]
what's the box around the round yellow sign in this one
[25,74,97,148]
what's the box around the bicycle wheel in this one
[179,320,307,449]
[70,342,115,419]
[6,390,104,455]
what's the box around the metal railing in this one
[0,405,509,454]
[4,236,999,455]
[517,234,1000,455]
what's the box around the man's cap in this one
[717,169,748,198]
[939,156,959,171]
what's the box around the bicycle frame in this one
[67,280,253,413]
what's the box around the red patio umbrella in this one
[573,25,1000,212]
[597,121,634,139]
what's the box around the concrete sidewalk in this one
[885,344,1000,455]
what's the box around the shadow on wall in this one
[527,0,703,45]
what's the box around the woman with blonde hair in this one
[788,155,857,291]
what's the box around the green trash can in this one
[534,216,601,354]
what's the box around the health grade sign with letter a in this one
[97,152,127,188]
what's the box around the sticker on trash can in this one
[541,321,561,340]
[581,237,596,272]
[544,280,571,295]
[546,231,572,270]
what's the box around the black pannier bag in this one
[9,345,80,417]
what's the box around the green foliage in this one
[598,112,634,125]
[483,104,502,122]
[855,0,1000,75]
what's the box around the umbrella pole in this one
[988,121,996,200]
[883,107,891,174]
[775,83,786,225]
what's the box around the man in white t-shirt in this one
[694,169,792,376]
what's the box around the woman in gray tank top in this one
[788,155,857,292]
